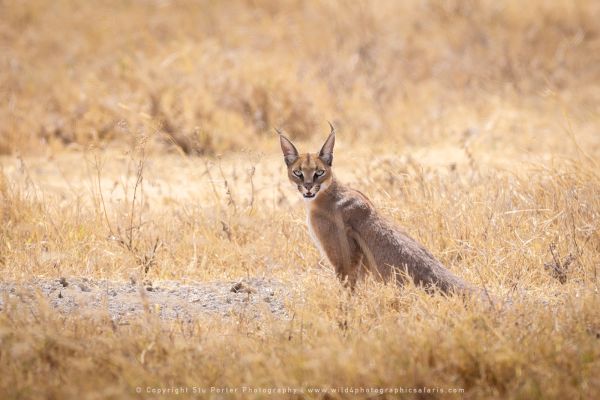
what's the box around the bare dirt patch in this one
[0,277,290,322]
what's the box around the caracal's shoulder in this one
[335,185,376,218]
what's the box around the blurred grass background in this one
[1,0,599,156]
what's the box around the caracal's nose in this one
[304,182,313,191]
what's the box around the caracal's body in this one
[279,124,475,294]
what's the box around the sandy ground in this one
[0,146,481,213]
[0,277,290,322]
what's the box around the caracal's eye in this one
[315,169,325,177]
[293,170,303,177]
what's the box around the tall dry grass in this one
[1,0,600,399]
[1,141,599,398]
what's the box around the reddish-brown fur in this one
[279,126,476,295]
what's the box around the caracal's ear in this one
[318,122,336,166]
[277,129,299,166]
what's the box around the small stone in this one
[230,282,257,294]
[58,291,63,298]
[78,284,91,292]
[59,277,68,287]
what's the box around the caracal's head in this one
[278,123,336,201]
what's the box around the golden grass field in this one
[1,0,600,398]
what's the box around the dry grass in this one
[1,0,600,399]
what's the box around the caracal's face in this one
[278,127,336,201]
[286,153,333,199]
